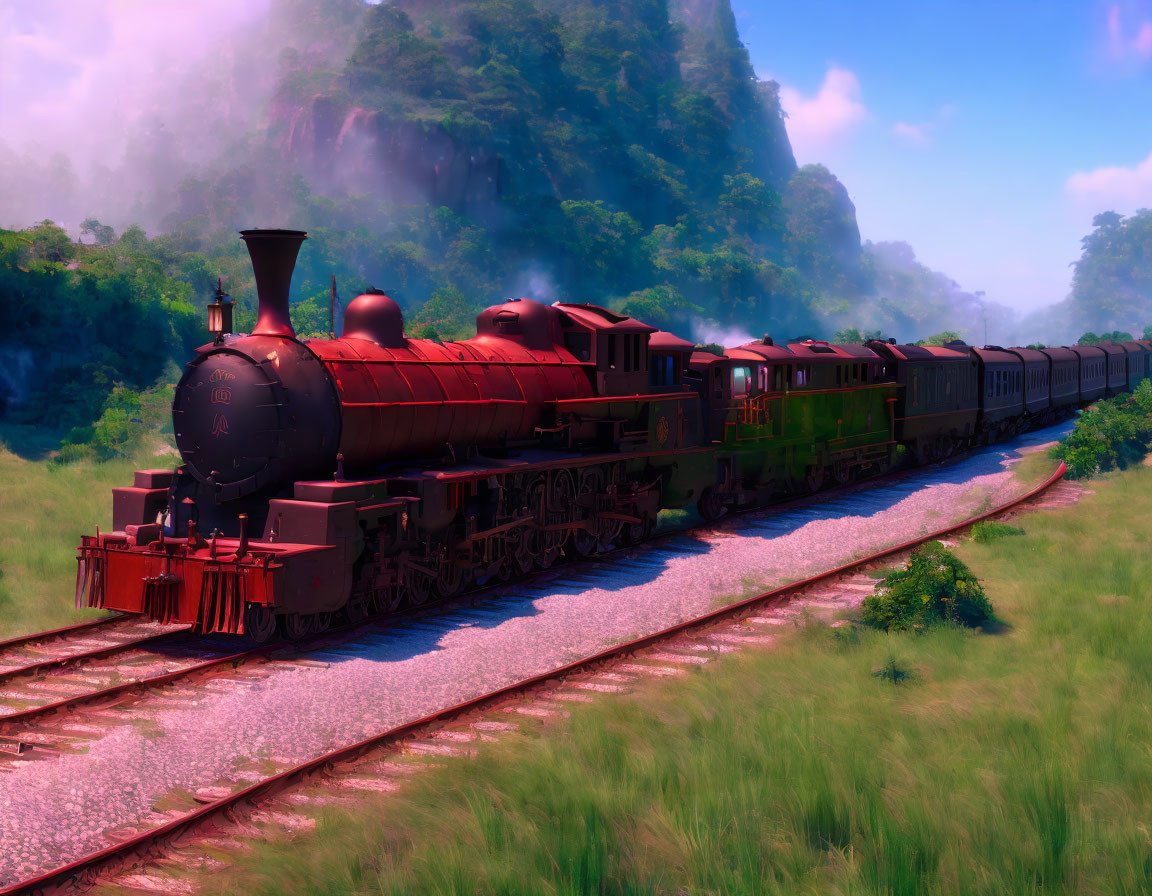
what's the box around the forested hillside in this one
[6,0,1130,456]
[158,0,871,343]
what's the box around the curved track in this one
[0,458,1069,895]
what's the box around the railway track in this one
[0,436,1020,750]
[0,616,186,686]
[0,461,1070,895]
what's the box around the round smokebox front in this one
[173,349,284,496]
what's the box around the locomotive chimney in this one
[239,229,307,338]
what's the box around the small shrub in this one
[971,521,1025,543]
[831,623,862,650]
[862,541,993,631]
[51,441,93,465]
[872,653,913,684]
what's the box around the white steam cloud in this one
[692,322,755,349]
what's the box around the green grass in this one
[185,462,1152,895]
[0,444,176,638]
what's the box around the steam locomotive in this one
[75,229,1151,642]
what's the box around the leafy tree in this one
[618,284,698,329]
[717,173,782,237]
[559,200,646,290]
[833,327,884,344]
[411,284,477,339]
[783,165,867,293]
[916,331,964,347]
[80,217,116,247]
[1069,211,1152,336]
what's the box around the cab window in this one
[732,366,752,397]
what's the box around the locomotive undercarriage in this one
[349,460,661,629]
[697,441,898,522]
[79,456,666,642]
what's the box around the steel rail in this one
[0,461,1068,896]
[0,644,269,732]
[0,614,126,654]
[0,628,191,688]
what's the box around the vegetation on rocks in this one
[1051,379,1152,479]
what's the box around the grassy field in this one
[190,460,1152,896]
[0,445,176,639]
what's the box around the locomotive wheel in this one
[805,464,827,492]
[832,458,853,486]
[282,612,313,641]
[697,487,728,522]
[535,547,560,570]
[312,612,332,635]
[598,464,627,550]
[509,525,536,575]
[405,573,433,607]
[376,585,404,614]
[243,603,277,644]
[434,560,466,599]
[625,513,655,544]
[548,470,576,553]
[345,587,374,623]
[523,474,548,559]
[573,468,605,557]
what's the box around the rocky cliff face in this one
[278,95,502,217]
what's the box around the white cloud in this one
[779,67,867,163]
[1066,151,1152,212]
[892,121,931,146]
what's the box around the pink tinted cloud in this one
[0,0,271,163]
[779,67,867,163]
[1066,151,1152,211]
[1104,2,1152,62]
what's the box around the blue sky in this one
[735,0,1152,312]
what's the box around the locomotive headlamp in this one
[207,278,234,342]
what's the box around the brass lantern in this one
[207,277,233,342]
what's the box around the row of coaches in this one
[864,338,1151,462]
[688,336,1151,470]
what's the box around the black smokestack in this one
[240,229,307,338]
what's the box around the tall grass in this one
[195,463,1152,895]
[0,445,174,638]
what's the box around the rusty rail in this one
[0,461,1068,896]
[0,615,125,654]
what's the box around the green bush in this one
[1051,380,1152,479]
[971,521,1025,543]
[862,542,993,631]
